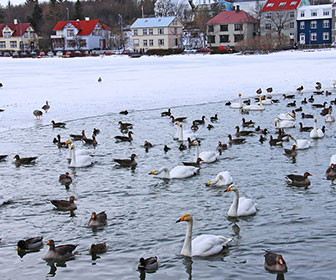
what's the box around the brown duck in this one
[114,153,137,168]
[13,155,37,166]
[264,250,287,273]
[115,131,133,142]
[227,134,246,145]
[45,240,78,261]
[326,164,336,182]
[182,158,203,168]
[284,145,297,157]
[88,211,107,227]
[235,126,254,137]
[286,172,312,187]
[59,172,72,188]
[70,130,86,141]
[50,196,77,211]
[51,120,66,128]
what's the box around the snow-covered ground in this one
[0,49,335,132]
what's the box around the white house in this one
[51,18,111,51]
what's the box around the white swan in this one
[310,118,324,139]
[149,166,199,179]
[289,134,311,150]
[206,171,233,186]
[275,119,295,129]
[65,140,92,160]
[277,112,295,121]
[224,184,257,217]
[69,145,93,168]
[174,122,197,141]
[330,154,336,165]
[194,140,217,163]
[260,97,273,105]
[325,112,335,123]
[244,97,265,111]
[230,93,243,109]
[176,213,231,257]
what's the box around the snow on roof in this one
[130,16,176,28]
[261,0,303,12]
[207,10,258,24]
[0,23,31,37]
[53,19,110,36]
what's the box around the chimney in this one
[14,19,18,24]
[85,17,90,21]
[232,6,236,10]
[236,5,240,12]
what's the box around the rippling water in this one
[1,88,336,280]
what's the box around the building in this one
[130,16,183,52]
[232,0,267,18]
[0,20,39,52]
[51,18,111,51]
[332,2,336,44]
[297,4,332,46]
[260,0,309,45]
[206,8,258,48]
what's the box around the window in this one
[220,25,228,32]
[79,39,87,48]
[134,29,138,36]
[300,11,305,17]
[24,32,28,38]
[30,32,35,38]
[234,24,243,31]
[67,29,74,37]
[300,21,305,29]
[265,23,272,30]
[323,32,329,41]
[143,29,147,35]
[266,3,274,7]
[208,35,215,44]
[143,39,147,47]
[266,12,271,19]
[310,32,317,41]
[149,39,153,46]
[158,39,164,46]
[279,2,285,6]
[219,35,229,43]
[4,31,11,38]
[67,40,75,48]
[323,9,329,16]
[0,41,6,48]
[234,34,244,42]
[158,28,164,35]
[149,29,153,35]
[174,38,178,46]
[10,41,17,48]
[289,22,294,29]
[174,27,178,34]
[311,10,317,16]
[290,1,297,5]
[133,39,139,46]
[208,25,214,32]
[92,28,102,36]
[290,11,294,18]
[323,20,329,28]
[310,21,317,29]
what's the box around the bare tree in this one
[264,11,291,45]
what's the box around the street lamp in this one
[118,14,123,50]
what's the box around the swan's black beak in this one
[176,218,182,223]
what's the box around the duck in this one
[33,110,43,120]
[301,112,313,119]
[299,122,313,132]
[243,99,251,105]
[289,135,310,150]
[89,243,107,256]
[206,171,233,186]
[45,240,78,261]
[88,211,107,227]
[282,94,295,99]
[59,172,72,188]
[118,121,133,129]
[227,134,246,145]
[193,140,217,163]
[182,158,203,168]
[256,88,262,94]
[163,145,171,153]
[51,120,66,128]
[284,145,297,157]
[190,122,199,131]
[13,155,37,166]
[161,108,171,117]
[287,100,296,107]
[56,134,67,148]
[113,154,137,168]
[274,119,295,129]
[170,115,187,123]
[144,141,153,152]
[269,135,283,146]
[235,126,254,137]
[320,106,331,116]
[17,237,43,251]
[312,101,327,108]
[210,114,218,122]
[310,118,324,139]
[301,98,307,104]
[308,95,314,102]
[138,256,159,271]
[50,196,77,211]
[70,130,86,141]
[115,131,133,142]
[259,135,267,143]
[66,140,92,160]
[0,155,8,161]
[217,141,228,155]
[149,166,199,179]
[326,164,336,182]
[83,134,97,146]
[225,101,231,106]
[42,101,50,113]
[296,85,304,93]
[207,124,214,130]
[230,93,243,109]
[255,126,268,135]
[266,87,273,94]
[193,116,206,125]
[119,110,128,115]
[286,172,312,187]
[264,250,288,273]
[294,106,303,112]
[176,213,231,257]
[242,118,255,127]
[98,77,102,82]
[93,128,100,135]
[68,145,93,168]
[224,184,257,217]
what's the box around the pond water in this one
[0,87,335,280]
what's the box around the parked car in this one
[184,48,198,54]
[199,47,213,53]
[47,51,54,57]
[218,46,232,53]
[56,51,63,57]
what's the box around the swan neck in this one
[181,219,193,257]
[158,167,170,179]
[232,189,239,216]
[194,143,200,162]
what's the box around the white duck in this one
[244,97,265,111]
[224,184,257,217]
[289,134,311,150]
[69,145,93,168]
[310,118,324,139]
[330,154,336,165]
[174,122,197,141]
[230,93,243,109]
[277,112,295,121]
[176,213,231,257]
[275,119,295,129]
[149,166,199,179]
[65,140,92,160]
[194,140,217,163]
[206,171,233,186]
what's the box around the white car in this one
[56,51,63,57]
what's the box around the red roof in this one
[0,23,31,37]
[261,0,302,12]
[207,10,258,25]
[53,19,110,35]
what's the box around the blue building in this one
[297,4,332,46]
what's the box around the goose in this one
[118,121,133,129]
[224,184,257,217]
[235,126,254,137]
[312,102,327,108]
[295,107,303,112]
[301,98,307,104]
[56,134,67,148]
[161,108,171,117]
[259,135,267,143]
[45,240,78,261]
[227,134,246,145]
[225,101,231,106]
[230,93,243,109]
[176,213,231,257]
[296,85,304,93]
[65,140,92,160]
[33,110,43,120]
[119,110,128,115]
[299,122,313,132]
[325,108,335,123]
[190,122,199,132]
[282,94,295,99]
[59,172,72,188]
[88,211,107,227]
[308,95,314,102]
[287,100,296,107]
[42,101,50,113]
[144,141,153,152]
[83,134,97,146]
[244,97,265,111]
[149,166,199,179]
[70,130,86,141]
[242,118,255,127]
[17,237,43,251]
[266,87,273,94]
[286,172,312,187]
[320,106,331,116]
[115,131,133,142]
[313,89,324,95]
[194,140,217,163]
[284,145,297,157]
[182,158,203,168]
[93,128,100,135]
[269,135,283,146]
[113,154,137,168]
[217,141,228,155]
[326,164,336,182]
[138,256,159,271]
[264,250,288,273]
[210,114,218,122]
[256,88,262,94]
[69,145,93,168]
[163,145,171,153]
[0,155,8,161]
[274,119,295,129]
[13,155,37,166]
[170,115,187,123]
[277,112,295,121]
[89,243,107,256]
[193,116,206,125]
[289,134,310,150]
[50,196,77,211]
[206,171,233,186]
[179,143,187,151]
[301,113,313,119]
[51,120,66,128]
[310,118,324,139]
[98,77,102,82]
[255,126,268,135]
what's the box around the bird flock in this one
[1,80,336,277]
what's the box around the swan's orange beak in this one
[176,216,185,223]
[149,170,155,175]
[46,241,50,245]
[206,181,211,186]
[224,186,231,192]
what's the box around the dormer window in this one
[290,1,297,5]
[279,2,286,6]
[266,3,274,7]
